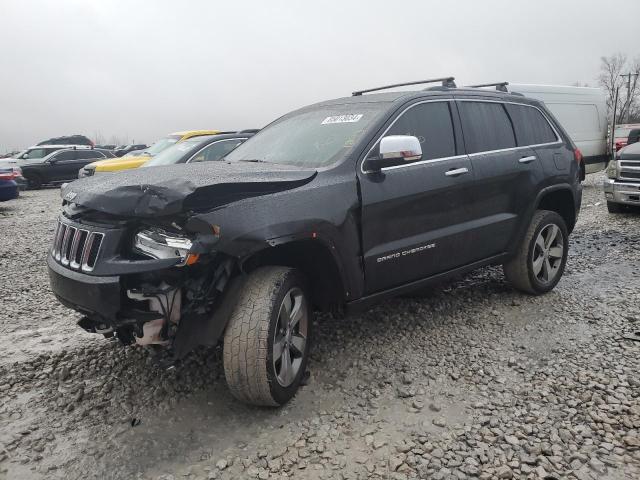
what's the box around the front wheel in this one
[503,210,568,295]
[223,267,312,406]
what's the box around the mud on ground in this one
[1,175,639,480]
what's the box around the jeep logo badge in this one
[64,191,77,201]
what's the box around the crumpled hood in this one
[61,161,317,218]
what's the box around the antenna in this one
[352,77,456,96]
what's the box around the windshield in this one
[143,136,215,167]
[224,104,385,168]
[143,135,182,156]
[20,148,54,159]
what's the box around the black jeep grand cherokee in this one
[48,78,583,406]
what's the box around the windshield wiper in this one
[239,159,267,163]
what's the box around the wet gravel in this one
[1,175,639,480]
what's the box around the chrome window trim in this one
[186,138,248,164]
[456,98,562,152]
[360,97,563,174]
[360,99,457,174]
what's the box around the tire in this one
[26,173,43,190]
[223,267,312,406]
[607,201,624,213]
[503,210,568,295]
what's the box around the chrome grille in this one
[52,220,104,272]
[620,159,640,182]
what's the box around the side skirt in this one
[345,252,511,315]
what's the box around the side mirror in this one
[21,153,28,159]
[628,129,640,146]
[364,135,422,172]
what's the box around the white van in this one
[505,84,609,174]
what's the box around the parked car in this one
[0,168,20,202]
[613,124,640,152]
[603,141,640,212]
[37,135,94,147]
[113,144,148,157]
[0,160,28,190]
[84,130,221,175]
[95,144,117,150]
[48,78,582,406]
[141,133,252,166]
[18,148,115,188]
[11,144,91,161]
[80,134,249,177]
[478,83,608,175]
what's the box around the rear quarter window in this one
[458,101,516,154]
[505,104,558,146]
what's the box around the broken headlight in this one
[134,228,195,266]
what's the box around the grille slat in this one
[60,226,75,265]
[51,219,104,272]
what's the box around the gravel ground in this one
[1,175,639,480]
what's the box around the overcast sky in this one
[1,0,638,151]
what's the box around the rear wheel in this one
[607,201,624,213]
[223,267,312,406]
[503,210,568,295]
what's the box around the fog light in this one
[605,193,613,199]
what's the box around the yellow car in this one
[79,130,220,177]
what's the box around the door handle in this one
[519,155,537,164]
[445,167,469,177]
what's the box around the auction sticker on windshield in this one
[321,114,363,125]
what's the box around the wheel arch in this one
[240,239,347,312]
[534,184,577,233]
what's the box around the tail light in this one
[0,172,17,181]
[615,141,626,151]
[574,148,583,164]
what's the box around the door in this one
[47,150,78,181]
[457,100,545,258]
[62,150,104,180]
[359,100,477,294]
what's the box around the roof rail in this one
[352,77,456,96]
[467,82,509,92]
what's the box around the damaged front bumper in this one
[47,214,236,357]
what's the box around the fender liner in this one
[172,274,247,359]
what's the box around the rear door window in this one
[458,101,516,154]
[505,104,558,146]
[76,150,105,160]
[53,151,77,161]
[371,101,457,160]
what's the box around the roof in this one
[311,87,540,109]
[28,144,91,149]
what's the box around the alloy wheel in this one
[532,224,564,284]
[273,287,308,387]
